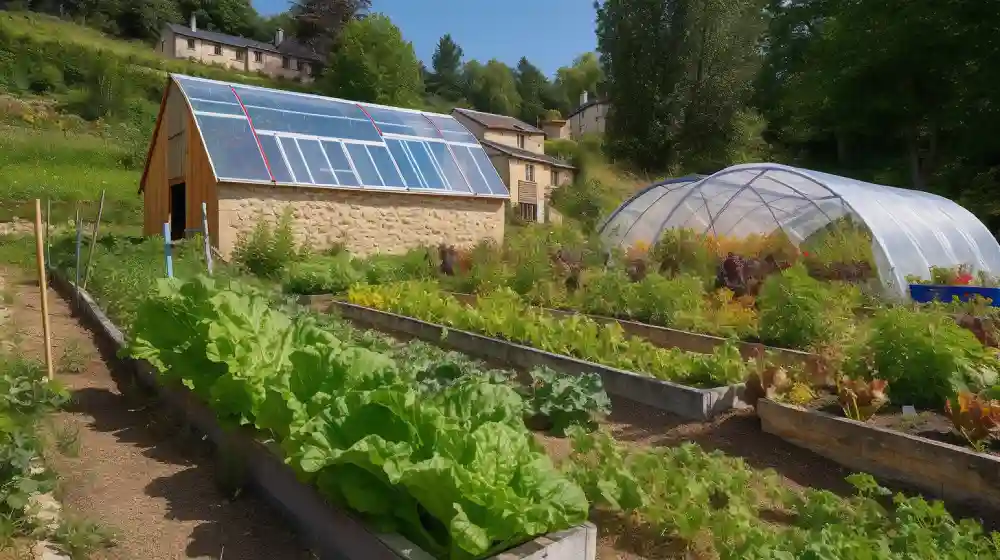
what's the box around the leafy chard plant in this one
[518,367,611,435]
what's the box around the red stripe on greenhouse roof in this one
[355,104,383,136]
[230,86,276,183]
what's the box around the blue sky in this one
[252,0,598,78]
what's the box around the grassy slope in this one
[0,12,319,225]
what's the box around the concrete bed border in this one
[49,272,597,560]
[297,292,819,371]
[328,300,746,420]
[758,398,1000,511]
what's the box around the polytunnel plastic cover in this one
[170,74,509,197]
[597,163,1000,296]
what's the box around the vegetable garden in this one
[39,221,1000,559]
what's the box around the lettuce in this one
[125,276,588,559]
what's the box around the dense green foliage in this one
[348,281,754,387]
[126,276,589,559]
[566,427,1000,559]
[323,14,424,107]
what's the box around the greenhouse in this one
[597,163,1000,297]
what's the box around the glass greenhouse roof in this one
[171,74,509,197]
[598,164,1000,297]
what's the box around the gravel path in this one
[5,268,314,560]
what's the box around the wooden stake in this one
[74,205,82,309]
[33,200,54,380]
[81,190,106,291]
[201,202,213,275]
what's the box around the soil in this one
[2,268,315,560]
[804,393,999,457]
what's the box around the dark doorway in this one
[169,183,186,241]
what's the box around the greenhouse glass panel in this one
[298,138,338,186]
[386,139,423,188]
[404,141,446,190]
[426,115,479,143]
[468,147,510,196]
[189,99,244,116]
[361,105,439,138]
[452,146,491,195]
[427,142,472,193]
[367,145,405,188]
[597,163,1000,298]
[257,135,293,184]
[279,137,312,183]
[196,115,271,182]
[172,74,509,196]
[345,143,384,186]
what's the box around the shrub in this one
[231,208,299,279]
[283,254,362,295]
[757,264,848,349]
[651,228,718,282]
[358,247,435,285]
[849,307,1000,409]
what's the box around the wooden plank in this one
[142,86,171,237]
[185,111,219,247]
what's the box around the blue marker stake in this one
[163,222,174,278]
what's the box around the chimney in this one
[275,28,284,46]
[580,91,588,106]
[189,13,197,32]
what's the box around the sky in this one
[251,0,598,77]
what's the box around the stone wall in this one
[216,184,505,258]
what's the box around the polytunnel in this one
[596,163,1000,298]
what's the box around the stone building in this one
[139,74,510,258]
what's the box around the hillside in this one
[0,12,649,229]
[0,12,322,226]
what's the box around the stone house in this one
[566,92,609,139]
[451,108,575,223]
[156,15,321,83]
[140,74,510,258]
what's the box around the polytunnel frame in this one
[598,163,1000,297]
[165,73,511,200]
[596,175,705,245]
[648,166,846,246]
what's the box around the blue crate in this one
[909,284,1000,306]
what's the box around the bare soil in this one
[4,268,314,560]
[805,393,999,457]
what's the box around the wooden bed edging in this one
[757,398,1000,511]
[330,301,747,421]
[49,272,598,560]
[296,292,819,370]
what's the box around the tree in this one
[596,0,766,171]
[177,0,262,40]
[553,52,603,111]
[515,57,551,126]
[291,0,370,54]
[116,0,180,40]
[323,14,424,108]
[463,59,521,116]
[427,34,464,101]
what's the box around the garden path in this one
[3,267,314,560]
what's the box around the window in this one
[236,49,245,61]
[213,44,222,56]
[302,63,311,76]
[551,170,559,185]
[282,56,290,69]
[516,134,525,149]
[254,51,263,63]
[291,59,299,70]
[519,202,538,222]
[525,163,535,183]
[187,38,195,49]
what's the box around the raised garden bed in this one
[758,398,1000,512]
[297,292,820,372]
[51,273,598,560]
[330,301,746,420]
